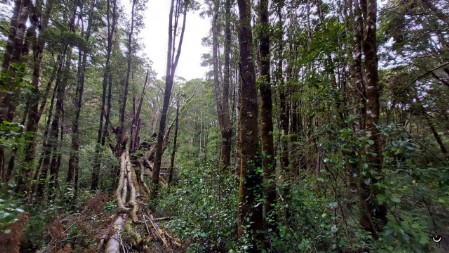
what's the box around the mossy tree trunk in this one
[357,0,387,238]
[236,0,264,250]
[257,0,277,235]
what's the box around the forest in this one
[0,0,448,252]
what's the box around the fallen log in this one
[102,151,182,252]
[104,215,124,253]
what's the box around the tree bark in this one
[210,0,234,172]
[47,47,73,199]
[358,0,387,238]
[212,0,225,170]
[33,56,65,199]
[130,71,149,152]
[236,0,264,250]
[168,97,180,184]
[92,0,117,190]
[351,0,366,131]
[0,0,30,123]
[1,0,22,73]
[68,0,94,198]
[152,0,187,202]
[113,0,137,159]
[19,0,55,195]
[257,0,277,235]
[222,0,232,172]
[0,0,30,175]
[275,0,289,178]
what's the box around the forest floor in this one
[5,151,185,253]
[38,191,184,253]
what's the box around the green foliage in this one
[271,169,373,252]
[159,162,238,252]
[0,120,26,148]
[270,120,449,252]
[41,27,91,53]
[373,125,449,252]
[0,184,24,234]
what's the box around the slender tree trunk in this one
[45,4,77,198]
[211,0,232,172]
[19,0,55,196]
[114,0,137,158]
[130,71,149,152]
[425,113,448,154]
[352,0,366,131]
[0,0,30,175]
[221,0,233,171]
[48,47,72,199]
[1,0,30,123]
[257,0,277,235]
[290,99,300,172]
[413,89,448,155]
[168,97,180,184]
[68,0,94,197]
[4,109,27,182]
[275,0,289,177]
[33,55,65,198]
[235,70,242,177]
[152,0,187,201]
[358,0,387,238]
[276,0,292,219]
[1,0,22,73]
[3,2,38,182]
[67,47,85,185]
[92,0,117,190]
[236,0,264,250]
[212,0,224,169]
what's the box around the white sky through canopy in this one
[142,1,210,80]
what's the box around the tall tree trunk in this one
[168,97,180,184]
[130,71,149,152]
[358,0,387,238]
[211,0,232,172]
[92,0,117,190]
[114,0,137,158]
[152,0,187,201]
[275,0,289,179]
[1,0,30,122]
[257,0,277,235]
[351,0,366,131]
[33,55,65,199]
[222,0,232,172]
[1,0,22,73]
[0,0,30,175]
[235,70,241,177]
[45,4,77,198]
[212,0,224,170]
[236,0,264,250]
[68,0,94,198]
[19,0,55,196]
[216,0,233,172]
[67,44,85,185]
[48,47,73,199]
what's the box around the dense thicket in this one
[0,0,448,252]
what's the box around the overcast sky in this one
[141,1,210,80]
